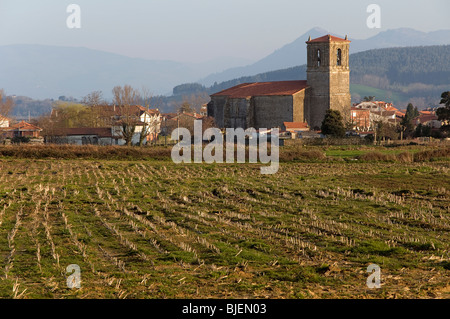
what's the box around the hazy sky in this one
[0,0,448,63]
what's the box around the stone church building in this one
[207,34,351,130]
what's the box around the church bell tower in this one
[306,34,351,129]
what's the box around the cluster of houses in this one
[349,101,442,136]
[272,100,443,140]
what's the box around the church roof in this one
[306,34,351,44]
[211,81,309,98]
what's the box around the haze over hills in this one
[199,27,450,86]
[0,27,449,103]
[0,44,250,100]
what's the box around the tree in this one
[179,101,193,114]
[363,96,375,102]
[82,91,104,107]
[81,91,105,128]
[414,123,432,137]
[436,91,450,133]
[406,103,419,119]
[0,89,14,119]
[321,109,345,138]
[50,101,97,128]
[400,103,418,138]
[376,121,399,141]
[112,85,141,146]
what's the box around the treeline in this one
[350,45,450,86]
[11,96,54,119]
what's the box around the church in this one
[207,34,351,130]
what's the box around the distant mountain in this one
[199,27,450,86]
[2,27,449,102]
[183,45,450,108]
[0,44,249,100]
[199,27,328,86]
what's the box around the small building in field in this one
[282,121,310,132]
[48,127,117,145]
[8,121,42,138]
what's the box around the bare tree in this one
[0,89,14,119]
[175,93,209,114]
[82,91,105,127]
[82,91,104,107]
[112,85,141,146]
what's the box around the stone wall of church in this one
[253,95,294,129]
[208,92,308,130]
[207,96,226,127]
[223,97,253,129]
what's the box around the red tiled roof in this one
[306,34,351,44]
[416,114,439,124]
[283,122,309,129]
[52,127,113,137]
[9,121,42,131]
[385,106,398,112]
[162,113,178,120]
[136,105,160,115]
[211,81,309,98]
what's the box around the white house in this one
[0,115,9,128]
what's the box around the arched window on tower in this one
[317,49,321,67]
[337,48,342,66]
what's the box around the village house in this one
[161,111,204,136]
[9,121,43,138]
[350,107,371,131]
[0,120,43,142]
[414,112,442,129]
[48,127,116,145]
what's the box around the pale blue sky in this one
[0,0,448,63]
